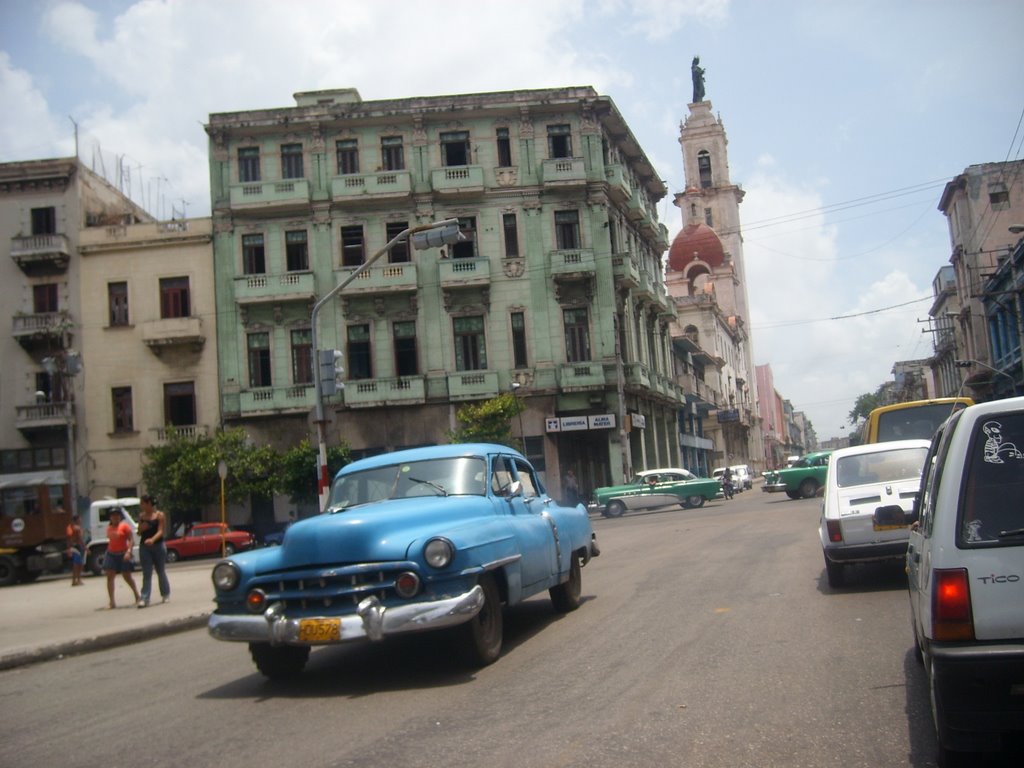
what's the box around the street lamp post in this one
[310,218,463,511]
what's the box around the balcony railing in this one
[556,362,606,390]
[342,376,426,407]
[228,179,311,210]
[152,424,209,442]
[540,157,587,187]
[330,171,412,201]
[141,316,204,352]
[234,272,317,304]
[11,233,71,275]
[236,385,315,414]
[548,249,596,277]
[447,370,499,401]
[430,166,485,195]
[16,401,73,432]
[604,164,633,204]
[439,257,490,287]
[612,252,641,288]
[343,262,419,294]
[624,362,651,390]
[12,311,72,350]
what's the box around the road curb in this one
[0,612,211,672]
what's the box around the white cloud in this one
[0,52,70,161]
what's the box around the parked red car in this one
[165,523,255,562]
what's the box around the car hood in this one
[241,495,500,572]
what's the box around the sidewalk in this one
[0,560,217,671]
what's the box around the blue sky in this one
[2,0,1022,441]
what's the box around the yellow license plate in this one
[298,618,341,643]
[873,523,907,531]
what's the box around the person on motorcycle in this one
[721,466,734,500]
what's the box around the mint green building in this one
[206,86,683,506]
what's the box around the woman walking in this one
[137,494,170,607]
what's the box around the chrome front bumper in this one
[208,585,484,646]
[762,482,786,493]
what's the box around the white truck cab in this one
[906,396,1024,761]
[83,497,141,576]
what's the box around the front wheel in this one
[249,642,310,680]
[549,555,582,613]
[223,543,236,556]
[799,479,819,499]
[457,574,503,666]
[684,495,705,509]
[785,490,801,500]
[604,499,626,518]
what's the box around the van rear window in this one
[959,412,1024,546]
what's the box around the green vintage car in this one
[590,468,722,517]
[762,450,833,499]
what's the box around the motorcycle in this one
[721,476,735,500]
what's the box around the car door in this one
[495,454,558,592]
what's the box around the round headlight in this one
[212,561,240,592]
[423,537,454,569]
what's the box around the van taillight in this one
[932,568,974,641]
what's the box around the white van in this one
[907,396,1024,759]
[83,497,141,576]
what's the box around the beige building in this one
[0,158,150,513]
[77,218,218,499]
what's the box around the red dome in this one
[667,222,725,273]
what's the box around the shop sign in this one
[545,414,616,433]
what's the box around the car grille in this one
[248,561,418,614]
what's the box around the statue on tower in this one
[691,56,706,103]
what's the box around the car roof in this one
[830,439,930,460]
[338,443,524,476]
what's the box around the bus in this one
[864,397,973,443]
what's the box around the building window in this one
[564,307,591,362]
[159,277,190,319]
[111,387,133,433]
[242,234,265,274]
[454,316,487,371]
[336,139,359,175]
[33,283,59,313]
[341,225,365,267]
[989,183,1009,208]
[247,333,272,388]
[31,207,57,235]
[555,210,581,250]
[381,136,404,171]
[451,217,477,259]
[163,381,196,427]
[511,312,528,368]
[704,207,714,227]
[386,221,409,263]
[393,321,418,376]
[291,328,313,385]
[285,230,309,271]
[496,128,512,167]
[108,282,129,326]
[502,213,519,258]
[347,324,372,380]
[608,218,618,252]
[698,150,713,188]
[547,124,572,158]
[440,130,470,166]
[238,147,260,182]
[281,143,304,179]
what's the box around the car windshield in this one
[327,456,488,511]
[959,412,1024,545]
[835,446,928,487]
[876,403,960,442]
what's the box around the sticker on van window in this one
[982,421,1023,464]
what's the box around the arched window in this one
[698,150,712,188]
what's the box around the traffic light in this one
[318,349,344,396]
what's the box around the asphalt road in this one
[0,490,1013,767]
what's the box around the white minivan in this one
[907,396,1024,761]
[82,497,141,576]
[819,439,930,588]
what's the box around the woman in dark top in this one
[137,494,170,607]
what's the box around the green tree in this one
[278,439,350,506]
[848,387,885,424]
[447,393,524,447]
[142,428,283,529]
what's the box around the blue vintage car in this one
[208,443,600,678]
